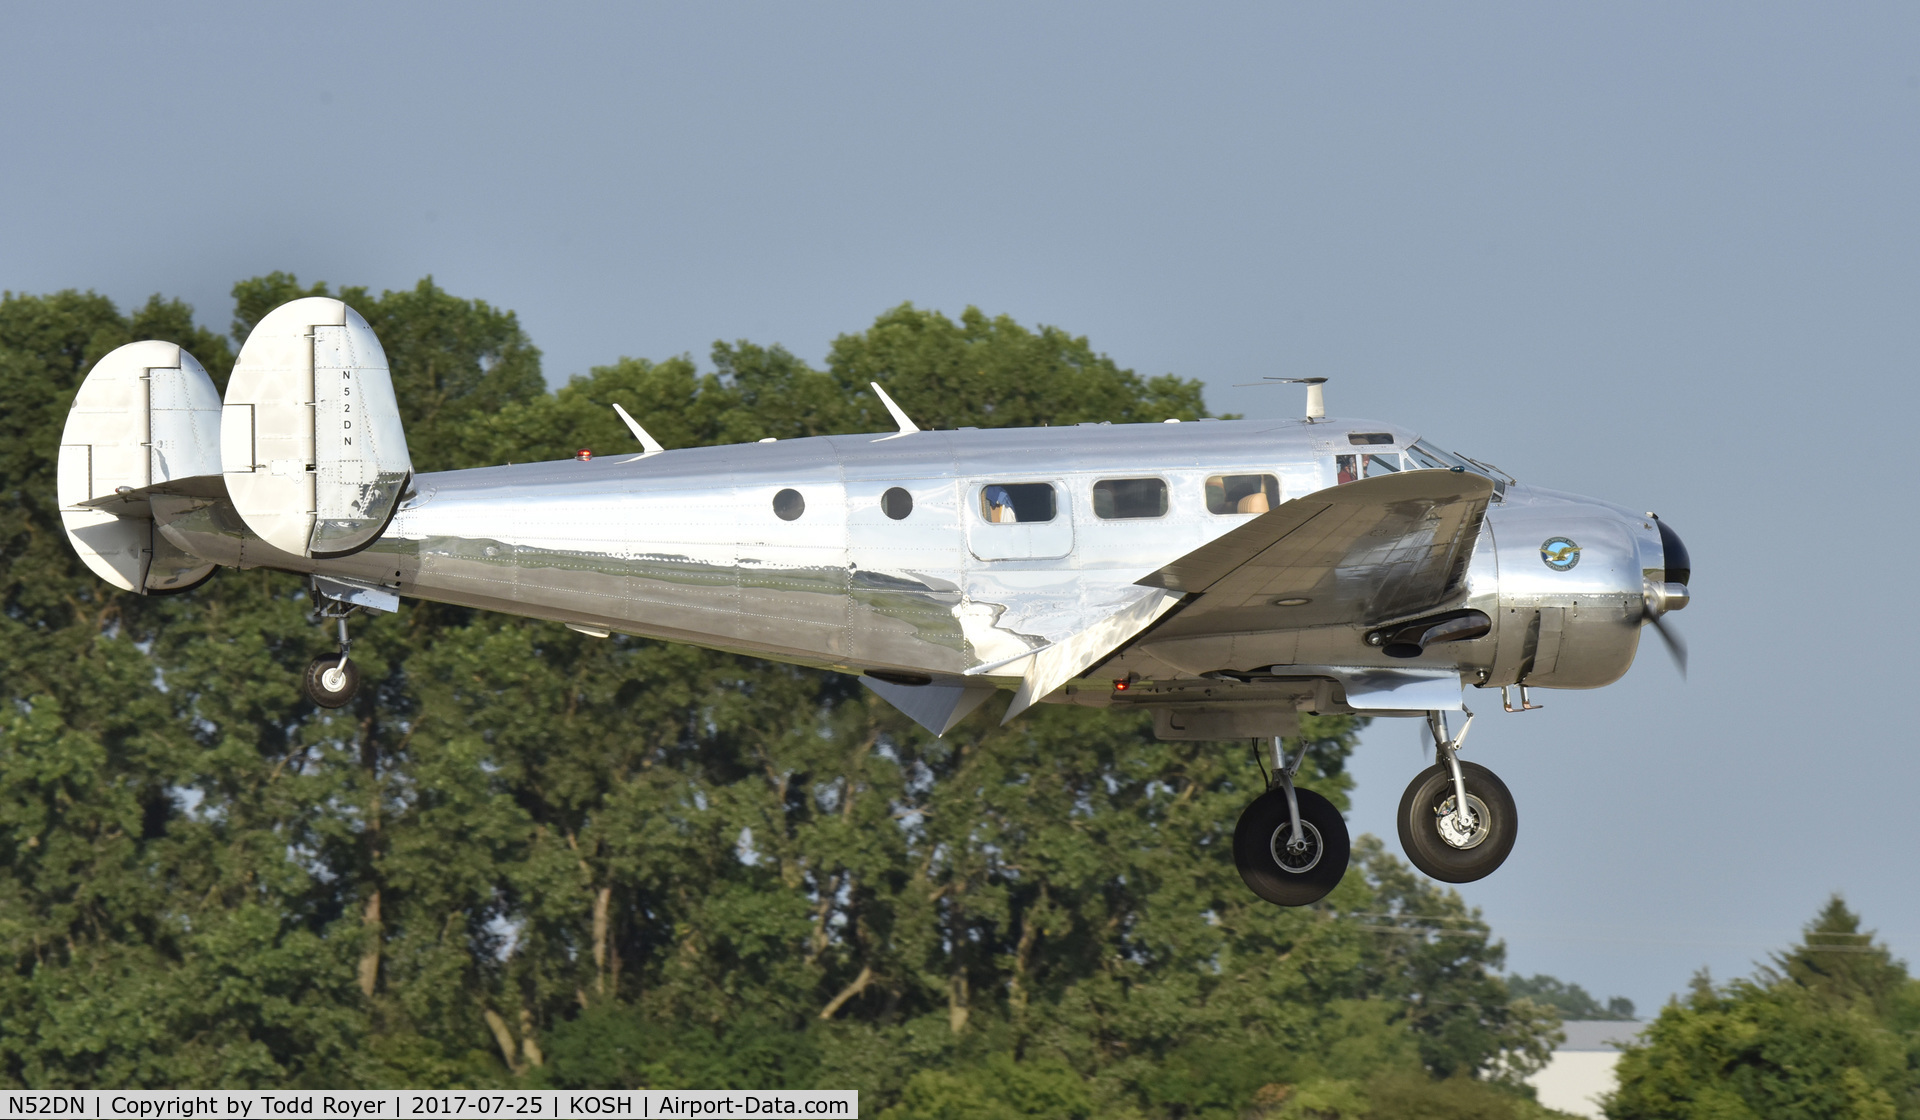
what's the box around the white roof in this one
[1557,1020,1644,1051]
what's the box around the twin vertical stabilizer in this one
[55,298,415,593]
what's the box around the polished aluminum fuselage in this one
[156,417,1665,706]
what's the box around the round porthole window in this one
[773,488,805,521]
[882,486,913,520]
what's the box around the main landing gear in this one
[1233,736,1351,906]
[1232,711,1520,907]
[1396,709,1517,883]
[302,604,362,709]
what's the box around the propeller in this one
[1645,610,1688,677]
[1643,516,1692,678]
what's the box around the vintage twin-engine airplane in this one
[58,298,1690,906]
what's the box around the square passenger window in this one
[1205,474,1279,515]
[1092,478,1168,520]
[980,483,1057,523]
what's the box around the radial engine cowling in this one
[1481,488,1662,689]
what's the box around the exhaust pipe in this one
[1368,610,1493,659]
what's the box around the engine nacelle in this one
[1481,486,1657,689]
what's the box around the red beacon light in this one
[1112,679,1130,691]
[575,448,593,461]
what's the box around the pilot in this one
[985,484,1016,523]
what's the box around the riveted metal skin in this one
[145,415,1678,728]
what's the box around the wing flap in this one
[996,588,1185,722]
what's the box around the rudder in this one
[222,297,412,558]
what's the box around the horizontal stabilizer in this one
[57,341,221,593]
[861,675,996,737]
[224,298,412,558]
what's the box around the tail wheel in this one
[303,656,360,708]
[1232,786,1351,906]
[1396,761,1518,883]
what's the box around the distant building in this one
[1527,1020,1644,1119]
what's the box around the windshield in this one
[1406,440,1470,471]
[1407,439,1513,489]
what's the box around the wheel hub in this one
[1433,793,1490,849]
[1268,821,1324,873]
[321,667,348,693]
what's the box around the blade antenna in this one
[612,403,665,456]
[870,382,921,441]
[1229,376,1327,422]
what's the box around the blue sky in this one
[5,2,1918,1014]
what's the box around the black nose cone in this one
[1656,519,1690,585]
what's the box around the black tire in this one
[1396,761,1517,883]
[1232,785,1350,906]
[303,655,360,708]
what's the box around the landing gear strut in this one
[1233,736,1351,906]
[302,606,361,709]
[1396,709,1517,883]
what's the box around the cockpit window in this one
[1348,432,1395,445]
[980,482,1057,523]
[1336,453,1403,484]
[1092,478,1168,519]
[1206,474,1279,514]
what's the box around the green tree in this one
[1607,897,1920,1120]
[1509,974,1636,1021]
[0,289,363,1087]
[823,303,1210,431]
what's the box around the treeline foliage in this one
[2,277,1564,1116]
[1507,975,1635,1022]
[1607,898,1920,1120]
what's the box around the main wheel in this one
[303,655,360,708]
[1397,761,1517,883]
[1232,786,1350,906]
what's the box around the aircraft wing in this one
[1137,470,1494,635]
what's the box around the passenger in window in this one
[980,482,1057,523]
[984,484,1016,523]
[1206,474,1279,514]
[1336,455,1358,485]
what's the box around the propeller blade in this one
[1647,612,1688,678]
